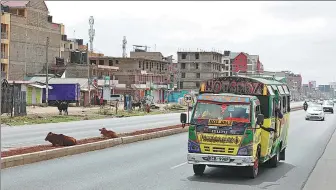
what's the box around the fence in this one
[1,86,27,116]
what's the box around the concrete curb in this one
[1,106,303,169]
[1,127,189,169]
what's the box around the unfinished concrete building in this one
[177,51,224,90]
[1,1,62,80]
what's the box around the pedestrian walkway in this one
[303,129,336,190]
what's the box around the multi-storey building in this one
[1,10,10,80]
[228,51,264,75]
[177,51,223,90]
[221,51,231,77]
[88,52,170,102]
[1,1,62,80]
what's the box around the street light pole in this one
[45,37,49,106]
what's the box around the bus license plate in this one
[208,156,230,162]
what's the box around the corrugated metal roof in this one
[249,55,259,60]
[1,1,29,7]
[28,77,123,91]
[228,52,240,59]
[28,77,91,89]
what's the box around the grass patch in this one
[1,114,105,126]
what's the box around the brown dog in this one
[45,132,77,146]
[99,128,118,138]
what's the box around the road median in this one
[1,105,303,169]
[1,125,189,169]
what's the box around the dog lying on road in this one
[99,128,118,138]
[45,132,77,146]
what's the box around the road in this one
[3,108,333,190]
[0,101,304,150]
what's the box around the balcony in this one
[1,71,7,79]
[1,32,8,39]
[1,52,8,59]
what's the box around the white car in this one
[322,101,334,113]
[305,106,325,121]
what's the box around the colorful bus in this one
[180,76,291,178]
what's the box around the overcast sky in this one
[45,1,336,85]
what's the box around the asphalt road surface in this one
[1,102,304,150]
[3,108,333,190]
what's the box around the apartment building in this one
[221,51,232,77]
[88,52,170,103]
[1,10,10,80]
[229,51,264,75]
[1,1,62,80]
[177,51,223,90]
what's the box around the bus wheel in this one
[247,156,259,178]
[193,164,206,176]
[269,147,280,168]
[280,148,286,161]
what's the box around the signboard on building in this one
[104,76,110,87]
[103,86,111,100]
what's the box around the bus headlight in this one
[237,145,253,156]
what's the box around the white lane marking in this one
[170,162,187,169]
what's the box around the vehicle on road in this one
[305,105,325,121]
[322,101,334,114]
[303,101,308,111]
[180,76,291,178]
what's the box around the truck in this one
[180,76,291,178]
[42,83,81,105]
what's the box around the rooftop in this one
[1,1,29,8]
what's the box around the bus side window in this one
[255,105,261,118]
[283,97,287,113]
[272,99,276,117]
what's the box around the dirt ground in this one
[26,103,178,116]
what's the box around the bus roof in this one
[198,93,256,103]
[199,76,290,96]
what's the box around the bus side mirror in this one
[257,114,264,125]
[180,113,187,124]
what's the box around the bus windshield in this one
[192,102,250,123]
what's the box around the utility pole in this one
[88,16,95,106]
[87,43,91,106]
[0,13,2,130]
[45,37,49,106]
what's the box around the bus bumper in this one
[187,153,255,167]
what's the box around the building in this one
[309,80,317,89]
[177,51,223,90]
[88,53,170,103]
[221,51,231,77]
[27,77,124,107]
[1,1,62,80]
[1,10,10,80]
[229,51,264,75]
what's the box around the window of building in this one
[196,82,200,88]
[181,72,185,78]
[196,63,199,69]
[99,60,104,65]
[142,62,145,70]
[115,60,119,64]
[70,44,73,50]
[196,73,200,78]
[109,60,113,66]
[195,53,199,59]
[146,62,148,69]
[179,82,184,89]
[139,61,141,68]
[182,53,187,59]
[157,63,159,70]
[181,63,186,69]
[18,9,25,17]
